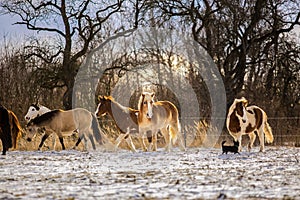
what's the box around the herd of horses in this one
[0,92,274,155]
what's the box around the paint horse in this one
[26,108,106,150]
[0,105,22,155]
[226,97,274,152]
[95,96,139,152]
[138,92,185,152]
[25,103,51,122]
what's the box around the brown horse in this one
[137,92,185,152]
[8,110,22,150]
[226,97,274,152]
[26,108,106,150]
[95,96,139,152]
[0,105,21,155]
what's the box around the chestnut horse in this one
[95,96,139,152]
[26,108,106,150]
[137,92,185,152]
[226,97,273,152]
[0,105,22,155]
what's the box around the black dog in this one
[222,140,240,154]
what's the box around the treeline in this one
[0,0,299,146]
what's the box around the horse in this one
[26,108,106,151]
[0,105,22,155]
[25,103,51,122]
[24,103,59,149]
[226,97,274,152]
[95,96,139,152]
[137,92,185,152]
[8,110,22,150]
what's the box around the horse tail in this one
[9,111,22,149]
[263,112,274,144]
[170,126,178,145]
[91,114,105,145]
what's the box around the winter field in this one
[0,144,299,200]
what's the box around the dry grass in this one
[2,119,295,152]
[1,120,211,152]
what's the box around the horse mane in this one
[104,96,114,101]
[29,109,62,125]
[100,95,135,114]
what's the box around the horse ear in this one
[241,97,248,107]
[98,95,103,101]
[151,92,155,98]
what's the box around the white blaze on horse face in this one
[95,103,106,116]
[142,93,154,119]
[95,103,101,116]
[242,103,248,123]
[146,100,153,119]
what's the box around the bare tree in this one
[0,0,144,109]
[150,0,300,101]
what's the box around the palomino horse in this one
[26,108,106,150]
[137,92,185,151]
[95,96,139,152]
[0,105,22,155]
[226,97,274,152]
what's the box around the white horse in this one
[25,103,51,122]
[226,97,274,152]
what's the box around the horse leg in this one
[38,133,51,150]
[177,130,186,151]
[237,134,242,152]
[138,131,148,152]
[83,136,88,151]
[74,136,82,150]
[125,134,137,152]
[50,132,56,150]
[258,128,265,152]
[114,133,128,151]
[88,133,96,150]
[58,136,66,150]
[160,128,170,152]
[248,132,256,152]
[1,138,8,155]
[152,131,158,151]
[2,145,8,155]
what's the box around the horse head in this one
[95,96,112,117]
[139,92,155,119]
[25,121,38,142]
[25,104,41,122]
[233,97,248,123]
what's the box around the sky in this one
[0,14,36,45]
[0,12,299,45]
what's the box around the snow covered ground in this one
[0,146,299,199]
